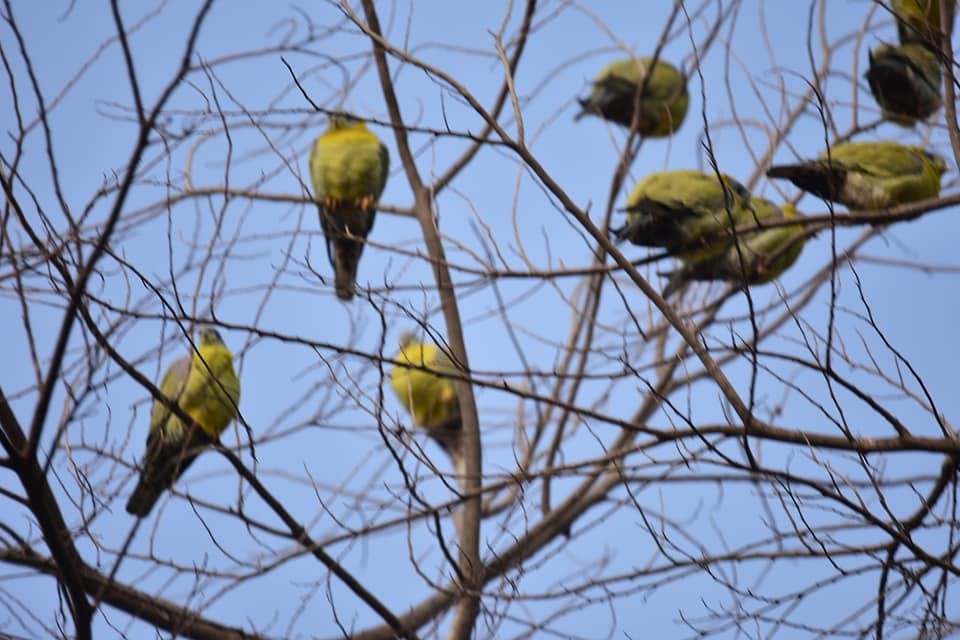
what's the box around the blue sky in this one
[2,1,959,638]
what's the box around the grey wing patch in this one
[167,355,193,402]
[151,355,192,436]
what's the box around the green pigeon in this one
[892,0,955,49]
[766,141,946,210]
[615,169,756,258]
[576,57,689,136]
[660,199,807,298]
[866,42,942,125]
[127,327,241,517]
[309,115,389,301]
[390,332,463,459]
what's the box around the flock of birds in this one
[125,0,954,512]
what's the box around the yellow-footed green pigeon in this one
[309,115,389,301]
[126,327,240,517]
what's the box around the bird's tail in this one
[613,216,659,246]
[765,164,806,180]
[615,198,685,246]
[766,163,844,202]
[125,477,167,518]
[333,237,364,301]
[125,431,210,517]
[423,414,464,467]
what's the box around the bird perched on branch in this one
[660,199,807,298]
[892,0,955,49]
[576,57,689,136]
[866,42,942,125]
[309,115,389,301]
[390,332,463,460]
[766,141,946,210]
[127,327,241,517]
[615,169,755,258]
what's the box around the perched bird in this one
[309,115,389,301]
[866,42,942,125]
[615,169,755,258]
[576,57,689,136]
[127,327,241,517]
[390,332,463,459]
[766,141,946,210]
[660,199,807,298]
[892,0,955,49]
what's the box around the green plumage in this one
[616,169,755,259]
[766,141,946,210]
[309,115,389,301]
[126,328,240,517]
[892,0,955,48]
[866,42,942,125]
[660,199,806,298]
[390,332,462,458]
[576,57,689,136]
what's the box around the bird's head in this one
[199,326,225,346]
[919,149,948,176]
[398,330,418,350]
[328,113,363,132]
[719,174,752,207]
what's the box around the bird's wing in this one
[148,355,192,440]
[309,134,339,269]
[837,144,925,179]
[376,141,390,200]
